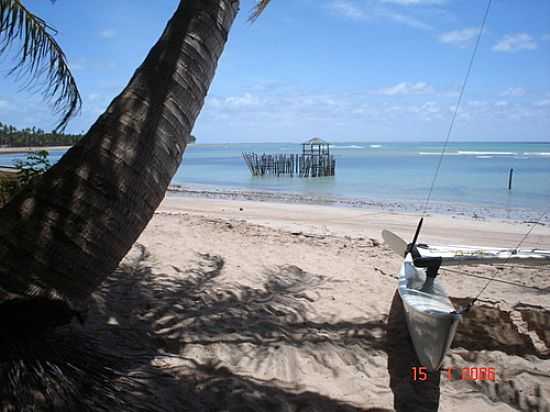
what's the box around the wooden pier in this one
[242,138,336,178]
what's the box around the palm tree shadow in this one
[173,360,391,412]
[84,244,393,411]
[98,245,388,357]
[1,243,450,411]
[1,243,394,411]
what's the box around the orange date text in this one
[411,367,496,381]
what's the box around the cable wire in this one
[452,209,549,314]
[469,209,548,303]
[441,266,548,292]
[422,0,493,214]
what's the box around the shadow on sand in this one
[3,243,483,412]
[1,245,396,411]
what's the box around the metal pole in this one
[508,168,513,191]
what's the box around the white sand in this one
[94,195,550,411]
[0,146,71,154]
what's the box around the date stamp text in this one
[411,367,496,381]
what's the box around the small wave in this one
[420,151,521,156]
[513,156,529,160]
[418,152,461,156]
[476,155,493,159]
[329,145,364,149]
[369,144,382,148]
[523,152,550,156]
[457,151,518,155]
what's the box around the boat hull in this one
[398,254,461,371]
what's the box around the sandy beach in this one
[0,145,71,154]
[167,184,550,225]
[83,194,550,411]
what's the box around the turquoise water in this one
[1,142,549,212]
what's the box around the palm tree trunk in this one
[0,0,239,303]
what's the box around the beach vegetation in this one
[0,150,51,206]
[14,150,51,186]
[0,121,82,147]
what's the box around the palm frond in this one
[248,0,271,23]
[0,0,81,132]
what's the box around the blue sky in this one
[0,0,549,142]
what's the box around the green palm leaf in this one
[0,0,81,131]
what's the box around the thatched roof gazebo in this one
[302,137,330,157]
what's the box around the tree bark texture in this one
[0,0,239,303]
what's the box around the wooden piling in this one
[242,152,335,177]
[508,168,513,190]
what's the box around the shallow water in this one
[1,142,549,213]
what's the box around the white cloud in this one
[438,27,479,48]
[198,83,550,142]
[208,93,262,110]
[328,0,432,29]
[500,87,526,97]
[226,93,260,107]
[413,101,441,114]
[0,100,8,109]
[225,93,261,107]
[376,82,434,95]
[381,0,446,5]
[534,99,550,107]
[99,29,116,39]
[467,100,488,107]
[328,0,367,19]
[379,10,432,30]
[493,33,537,52]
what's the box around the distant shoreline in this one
[0,146,71,155]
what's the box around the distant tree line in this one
[0,121,83,147]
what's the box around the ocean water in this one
[1,142,549,213]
